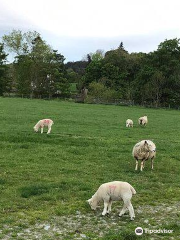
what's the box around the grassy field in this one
[0,97,180,239]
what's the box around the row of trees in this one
[82,40,180,107]
[1,30,180,107]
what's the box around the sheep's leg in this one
[143,161,145,169]
[47,126,51,134]
[107,200,112,214]
[119,203,127,217]
[135,160,138,170]
[151,158,154,170]
[122,199,135,220]
[102,201,109,216]
[127,203,135,220]
[41,127,43,134]
[140,160,145,171]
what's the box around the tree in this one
[3,30,69,98]
[119,41,124,49]
[151,71,165,106]
[91,50,104,61]
[83,50,104,87]
[2,30,40,56]
[46,50,69,97]
[101,63,120,89]
[0,43,8,95]
[103,47,131,97]
[66,68,79,83]
[29,35,52,96]
[14,55,33,95]
[65,61,88,75]
[84,60,103,86]
[152,38,180,106]
[87,54,92,63]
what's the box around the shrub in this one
[86,82,121,103]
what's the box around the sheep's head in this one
[143,140,151,152]
[144,141,156,152]
[87,198,98,210]
[33,126,38,132]
[149,143,156,152]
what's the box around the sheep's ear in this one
[87,199,91,203]
[144,140,148,145]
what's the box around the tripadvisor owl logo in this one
[135,227,143,235]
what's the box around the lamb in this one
[33,119,54,134]
[87,181,136,220]
[138,115,148,126]
[132,140,156,171]
[126,119,133,127]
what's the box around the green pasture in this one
[0,97,180,239]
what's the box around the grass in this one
[0,97,180,239]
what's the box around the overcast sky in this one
[0,0,180,62]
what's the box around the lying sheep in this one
[138,115,148,126]
[87,181,136,220]
[132,140,156,171]
[33,119,54,134]
[126,119,133,127]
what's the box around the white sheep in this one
[138,116,148,126]
[33,119,54,134]
[126,119,133,127]
[87,181,136,220]
[132,140,156,171]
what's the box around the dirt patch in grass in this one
[0,202,179,240]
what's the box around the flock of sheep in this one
[33,115,156,221]
[127,116,156,172]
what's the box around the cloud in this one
[42,29,179,62]
[1,0,180,62]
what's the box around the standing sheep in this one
[87,181,136,220]
[33,119,54,134]
[138,116,148,126]
[126,119,133,127]
[132,140,156,171]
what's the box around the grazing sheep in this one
[87,181,136,220]
[138,116,148,126]
[33,119,54,134]
[132,140,156,171]
[126,119,133,128]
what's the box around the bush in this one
[85,82,121,103]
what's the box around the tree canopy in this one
[2,30,69,97]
